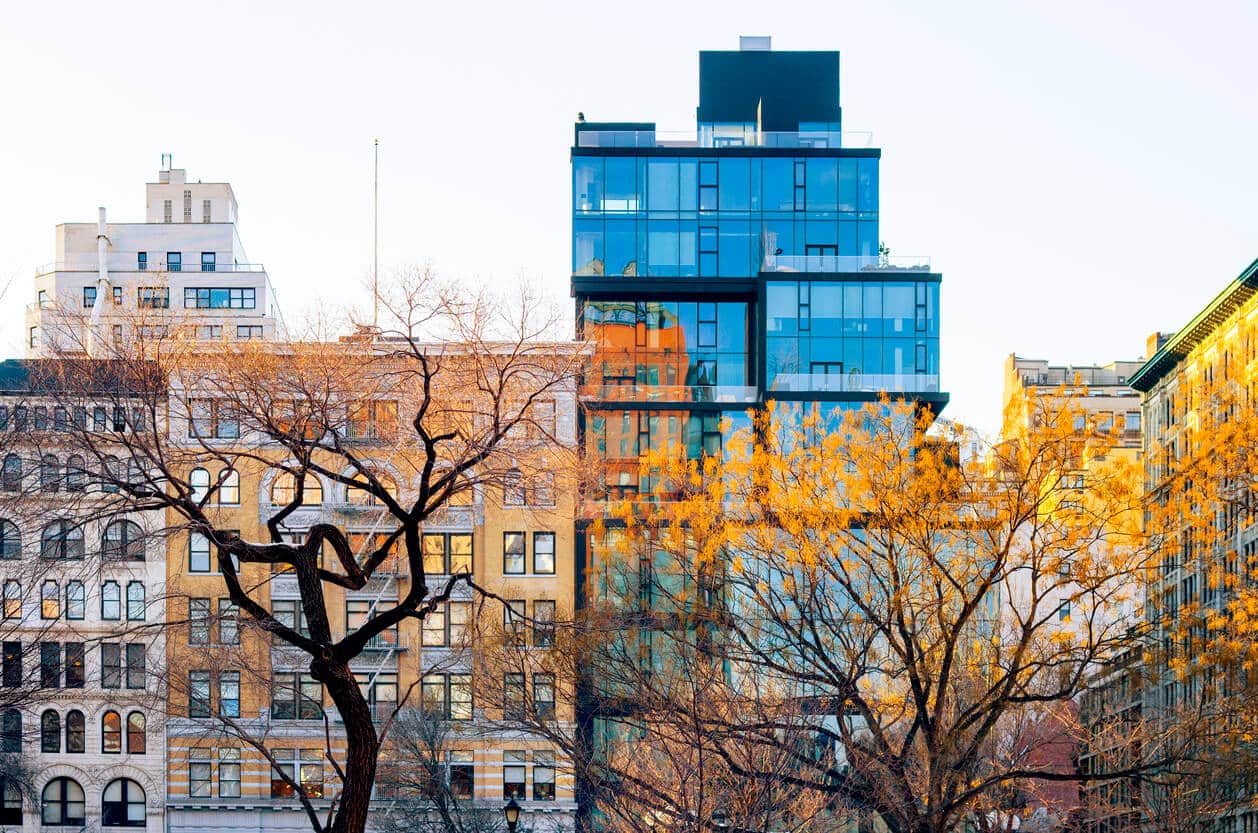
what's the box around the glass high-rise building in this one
[572,39,947,504]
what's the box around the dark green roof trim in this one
[1129,257,1258,392]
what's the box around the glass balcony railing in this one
[769,373,941,394]
[763,254,932,273]
[575,129,874,150]
[581,384,758,404]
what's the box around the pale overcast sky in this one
[0,0,1253,432]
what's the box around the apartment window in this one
[1,455,19,492]
[0,778,18,824]
[449,751,474,799]
[138,286,170,308]
[101,777,145,827]
[163,200,172,223]
[533,750,556,801]
[220,671,240,717]
[40,642,60,687]
[1,644,19,688]
[190,598,210,644]
[65,709,85,752]
[183,287,256,309]
[504,673,526,720]
[183,190,192,222]
[189,750,212,797]
[188,398,239,438]
[189,532,212,572]
[0,709,17,752]
[102,643,121,688]
[534,600,556,648]
[422,600,470,647]
[65,643,84,688]
[503,750,526,799]
[40,714,65,762]
[102,710,122,752]
[505,600,526,647]
[219,749,241,797]
[533,673,556,720]
[202,199,212,223]
[218,468,240,504]
[28,327,37,349]
[0,582,16,620]
[103,520,145,561]
[503,532,526,575]
[356,671,398,717]
[347,400,398,440]
[503,468,525,506]
[189,671,211,717]
[127,712,146,754]
[273,599,310,637]
[272,748,325,799]
[125,643,145,688]
[102,580,121,619]
[219,599,239,644]
[421,673,472,720]
[0,520,14,562]
[534,532,556,574]
[127,581,146,620]
[138,250,148,270]
[201,252,216,272]
[41,520,84,560]
[237,325,263,340]
[84,286,96,307]
[421,532,473,575]
[41,580,60,619]
[272,672,322,719]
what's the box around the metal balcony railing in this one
[763,254,932,273]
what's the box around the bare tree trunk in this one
[319,659,379,833]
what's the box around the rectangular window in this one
[84,286,97,308]
[189,533,212,573]
[201,252,216,272]
[184,190,192,222]
[504,673,526,719]
[272,672,322,719]
[533,673,555,720]
[533,750,556,801]
[138,251,148,270]
[203,199,212,223]
[189,671,211,717]
[168,252,182,271]
[219,748,241,797]
[188,399,239,439]
[533,532,556,574]
[347,400,398,440]
[503,750,526,799]
[125,643,146,688]
[138,286,170,308]
[102,643,121,688]
[219,599,239,644]
[422,604,447,647]
[40,642,61,688]
[0,642,19,688]
[219,671,240,717]
[190,598,211,645]
[183,287,256,309]
[449,751,474,799]
[189,750,212,797]
[64,643,85,688]
[236,325,263,340]
[163,201,172,223]
[273,599,310,637]
[503,532,526,575]
[101,581,121,620]
[422,533,473,575]
[534,600,556,648]
[505,600,526,647]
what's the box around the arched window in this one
[218,468,240,505]
[40,454,60,493]
[126,712,146,754]
[41,580,60,619]
[42,777,85,826]
[101,455,122,493]
[102,710,122,753]
[1,454,20,492]
[0,777,20,825]
[102,520,145,561]
[189,467,210,503]
[102,778,145,827]
[0,709,20,752]
[40,520,84,560]
[346,471,397,505]
[0,519,17,559]
[271,472,323,506]
[65,709,85,753]
[65,454,87,492]
[41,709,61,752]
[126,582,145,621]
[1,581,17,620]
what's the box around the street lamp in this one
[503,797,522,833]
[712,809,730,831]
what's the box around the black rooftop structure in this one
[697,50,841,131]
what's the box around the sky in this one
[0,0,1253,434]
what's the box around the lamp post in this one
[712,808,730,832]
[503,797,521,833]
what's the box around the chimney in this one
[1145,331,1172,358]
[739,35,772,51]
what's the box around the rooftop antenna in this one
[161,153,172,170]
[372,138,379,331]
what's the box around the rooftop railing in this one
[576,129,875,150]
[763,254,932,273]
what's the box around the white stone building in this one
[24,166,282,357]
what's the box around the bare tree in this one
[25,268,580,833]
